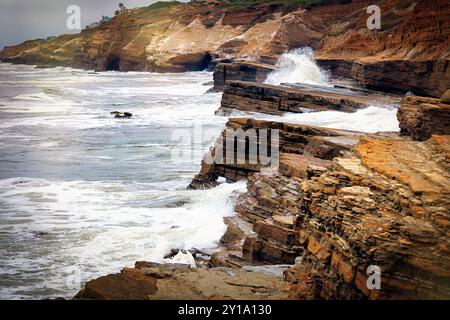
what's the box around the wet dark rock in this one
[32,231,49,237]
[213,62,274,91]
[110,111,132,118]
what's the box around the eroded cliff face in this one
[239,134,450,299]
[185,87,450,299]
[315,0,450,97]
[1,1,449,96]
[0,2,286,72]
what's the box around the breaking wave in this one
[265,47,330,86]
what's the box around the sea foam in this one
[265,47,330,86]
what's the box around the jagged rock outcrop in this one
[213,62,274,91]
[441,89,450,104]
[236,134,450,299]
[218,81,400,115]
[397,95,450,140]
[188,117,363,189]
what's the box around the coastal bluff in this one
[1,0,449,97]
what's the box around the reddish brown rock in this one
[2,0,449,96]
[441,89,450,104]
[279,153,331,178]
[237,134,450,299]
[74,268,157,300]
[218,81,399,116]
[315,0,450,98]
[397,96,450,140]
[75,261,291,300]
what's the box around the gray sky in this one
[0,0,184,49]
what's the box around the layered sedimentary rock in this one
[76,134,450,300]
[2,0,449,96]
[237,134,450,299]
[397,95,450,141]
[315,0,450,98]
[317,59,450,98]
[74,89,450,299]
[212,0,450,97]
[218,80,400,115]
[213,62,274,91]
[188,117,363,189]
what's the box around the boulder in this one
[111,111,132,118]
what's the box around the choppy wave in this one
[265,47,330,86]
[0,176,246,299]
[228,105,399,133]
[0,64,236,299]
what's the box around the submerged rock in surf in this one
[110,111,132,118]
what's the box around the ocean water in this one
[0,61,398,299]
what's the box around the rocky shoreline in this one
[74,81,450,300]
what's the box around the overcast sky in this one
[0,0,185,49]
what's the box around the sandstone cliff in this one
[0,1,287,72]
[229,94,450,299]
[212,0,450,96]
[239,134,450,299]
[1,0,449,96]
